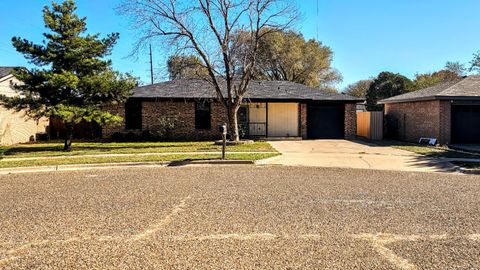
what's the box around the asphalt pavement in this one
[0,166,479,269]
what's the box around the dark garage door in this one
[307,104,345,139]
[452,105,480,143]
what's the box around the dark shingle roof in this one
[379,76,480,104]
[0,67,15,79]
[132,79,361,102]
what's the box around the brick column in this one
[344,103,357,139]
[300,103,307,139]
[439,100,451,145]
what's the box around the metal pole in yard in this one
[222,126,227,160]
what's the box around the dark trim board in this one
[452,100,480,106]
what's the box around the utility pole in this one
[316,0,319,41]
[149,43,154,85]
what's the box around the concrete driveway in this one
[264,140,457,172]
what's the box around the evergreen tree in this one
[3,0,137,151]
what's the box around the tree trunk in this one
[227,105,240,142]
[63,122,74,151]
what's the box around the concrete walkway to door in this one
[262,140,458,173]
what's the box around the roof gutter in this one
[0,74,14,83]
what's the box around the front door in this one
[248,103,267,137]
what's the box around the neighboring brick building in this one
[380,76,480,145]
[104,79,361,141]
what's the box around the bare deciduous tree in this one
[118,0,298,141]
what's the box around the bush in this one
[110,131,139,142]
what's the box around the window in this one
[195,101,211,129]
[125,100,142,129]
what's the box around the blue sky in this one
[1,0,480,88]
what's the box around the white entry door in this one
[267,103,299,137]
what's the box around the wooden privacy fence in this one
[357,111,383,140]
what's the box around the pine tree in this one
[3,0,137,151]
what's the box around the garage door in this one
[307,104,344,139]
[267,103,299,137]
[452,105,480,143]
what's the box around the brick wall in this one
[384,100,451,145]
[104,100,359,141]
[142,100,227,140]
[102,104,125,138]
[439,100,451,144]
[344,103,357,139]
[300,103,307,139]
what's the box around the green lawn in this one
[0,141,276,158]
[0,152,279,168]
[371,140,480,159]
[0,141,278,168]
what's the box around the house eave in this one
[0,74,14,83]
[379,95,480,104]
[130,96,362,103]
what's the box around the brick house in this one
[104,79,361,140]
[379,76,480,145]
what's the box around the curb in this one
[168,159,254,167]
[448,145,480,155]
[254,155,283,165]
[0,160,255,175]
[456,167,480,175]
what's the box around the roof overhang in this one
[379,95,480,104]
[130,96,362,103]
[0,74,14,83]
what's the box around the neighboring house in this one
[379,76,480,145]
[0,67,49,145]
[104,79,361,140]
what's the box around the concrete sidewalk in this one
[0,160,255,175]
[263,140,458,173]
[1,151,277,161]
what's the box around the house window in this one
[195,101,211,129]
[125,100,142,129]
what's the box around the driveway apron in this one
[264,140,457,173]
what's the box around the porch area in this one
[238,102,303,139]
